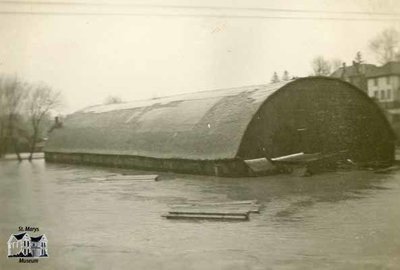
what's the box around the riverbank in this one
[1,152,44,161]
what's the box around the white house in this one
[365,62,400,127]
[366,62,400,106]
[7,233,48,257]
[331,61,400,130]
[331,61,400,106]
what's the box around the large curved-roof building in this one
[45,77,395,176]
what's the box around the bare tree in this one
[104,95,123,104]
[311,56,332,76]
[369,28,400,64]
[353,51,365,76]
[331,58,343,72]
[270,72,280,83]
[27,84,61,161]
[0,76,28,160]
[354,51,363,64]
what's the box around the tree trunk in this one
[0,121,5,158]
[13,138,22,162]
[0,137,5,158]
[0,114,15,158]
[29,128,38,162]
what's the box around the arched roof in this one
[45,77,393,161]
[45,80,292,160]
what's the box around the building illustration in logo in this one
[7,232,48,258]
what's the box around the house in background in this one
[7,232,48,257]
[331,61,400,139]
[330,62,378,92]
[366,62,400,110]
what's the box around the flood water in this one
[0,159,400,269]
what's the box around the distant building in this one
[331,62,400,138]
[366,62,400,110]
[330,63,378,92]
[8,233,48,258]
[331,62,400,106]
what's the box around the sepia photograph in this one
[0,0,400,269]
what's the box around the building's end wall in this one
[239,78,395,166]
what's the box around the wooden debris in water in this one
[107,174,159,181]
[171,199,257,206]
[170,204,260,214]
[163,200,261,221]
[374,166,400,174]
[271,152,309,163]
[89,174,159,181]
[163,213,249,221]
[168,209,252,215]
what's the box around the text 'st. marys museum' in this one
[44,77,395,176]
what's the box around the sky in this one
[1,0,400,113]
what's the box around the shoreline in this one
[1,153,44,161]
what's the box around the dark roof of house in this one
[13,233,27,240]
[30,235,43,242]
[331,62,400,79]
[330,64,378,78]
[367,61,400,78]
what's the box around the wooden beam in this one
[163,213,249,221]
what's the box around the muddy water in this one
[0,160,399,269]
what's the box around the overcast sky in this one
[1,0,400,113]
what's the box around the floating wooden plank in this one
[163,213,249,221]
[107,174,159,181]
[170,205,261,214]
[271,152,322,163]
[171,200,258,207]
[374,166,400,174]
[88,174,118,181]
[166,200,262,221]
[89,174,159,181]
[170,200,261,212]
[168,209,250,216]
[271,151,348,165]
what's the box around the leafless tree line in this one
[309,27,400,77]
[369,28,400,64]
[0,75,61,161]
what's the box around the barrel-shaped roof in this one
[45,80,292,160]
[45,77,389,161]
